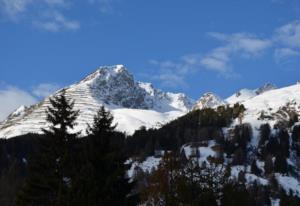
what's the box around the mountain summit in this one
[0,65,194,138]
[193,92,225,110]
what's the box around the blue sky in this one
[1,0,300,119]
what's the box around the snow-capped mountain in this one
[235,83,300,136]
[192,82,300,136]
[226,83,276,104]
[192,92,225,110]
[1,64,299,141]
[255,83,276,95]
[0,65,194,138]
[218,82,300,130]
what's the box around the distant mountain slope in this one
[0,65,194,138]
[226,83,276,104]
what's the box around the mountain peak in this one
[226,83,277,104]
[0,64,194,138]
[80,65,130,84]
[96,64,127,76]
[255,83,276,95]
[193,92,224,110]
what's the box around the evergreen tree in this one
[73,106,132,206]
[221,181,255,206]
[266,137,280,157]
[87,106,116,137]
[251,160,261,176]
[16,92,79,206]
[278,129,290,158]
[232,148,246,165]
[288,112,298,127]
[292,125,300,144]
[292,125,300,156]
[142,152,182,206]
[259,123,271,147]
[274,155,288,174]
[264,155,274,175]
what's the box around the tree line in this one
[0,93,299,205]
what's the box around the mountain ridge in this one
[0,65,194,138]
[1,64,300,139]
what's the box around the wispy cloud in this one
[0,0,32,20]
[0,86,37,121]
[149,58,197,88]
[32,83,60,98]
[201,32,272,72]
[274,20,300,48]
[0,0,79,32]
[271,20,300,64]
[274,47,300,62]
[33,11,80,32]
[0,82,61,121]
[150,32,271,88]
[88,0,115,14]
[150,18,300,88]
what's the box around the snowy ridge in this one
[0,65,194,138]
[235,84,300,146]
[226,83,276,104]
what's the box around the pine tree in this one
[232,148,246,165]
[278,129,290,158]
[274,155,288,174]
[291,126,300,157]
[259,123,271,147]
[251,160,261,176]
[73,106,132,206]
[221,181,254,206]
[264,155,274,175]
[292,125,300,144]
[142,152,183,206]
[16,92,79,206]
[87,106,116,137]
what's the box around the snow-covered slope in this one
[236,83,300,145]
[191,82,300,147]
[0,65,194,138]
[129,83,300,201]
[226,83,276,104]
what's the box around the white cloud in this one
[0,82,60,121]
[149,33,271,87]
[274,47,300,61]
[34,11,80,32]
[0,0,32,19]
[0,86,37,121]
[32,83,60,98]
[200,56,228,72]
[153,72,187,88]
[0,0,119,31]
[0,0,79,32]
[274,20,300,48]
[88,0,114,14]
[208,32,272,55]
[149,54,203,88]
[201,32,272,72]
